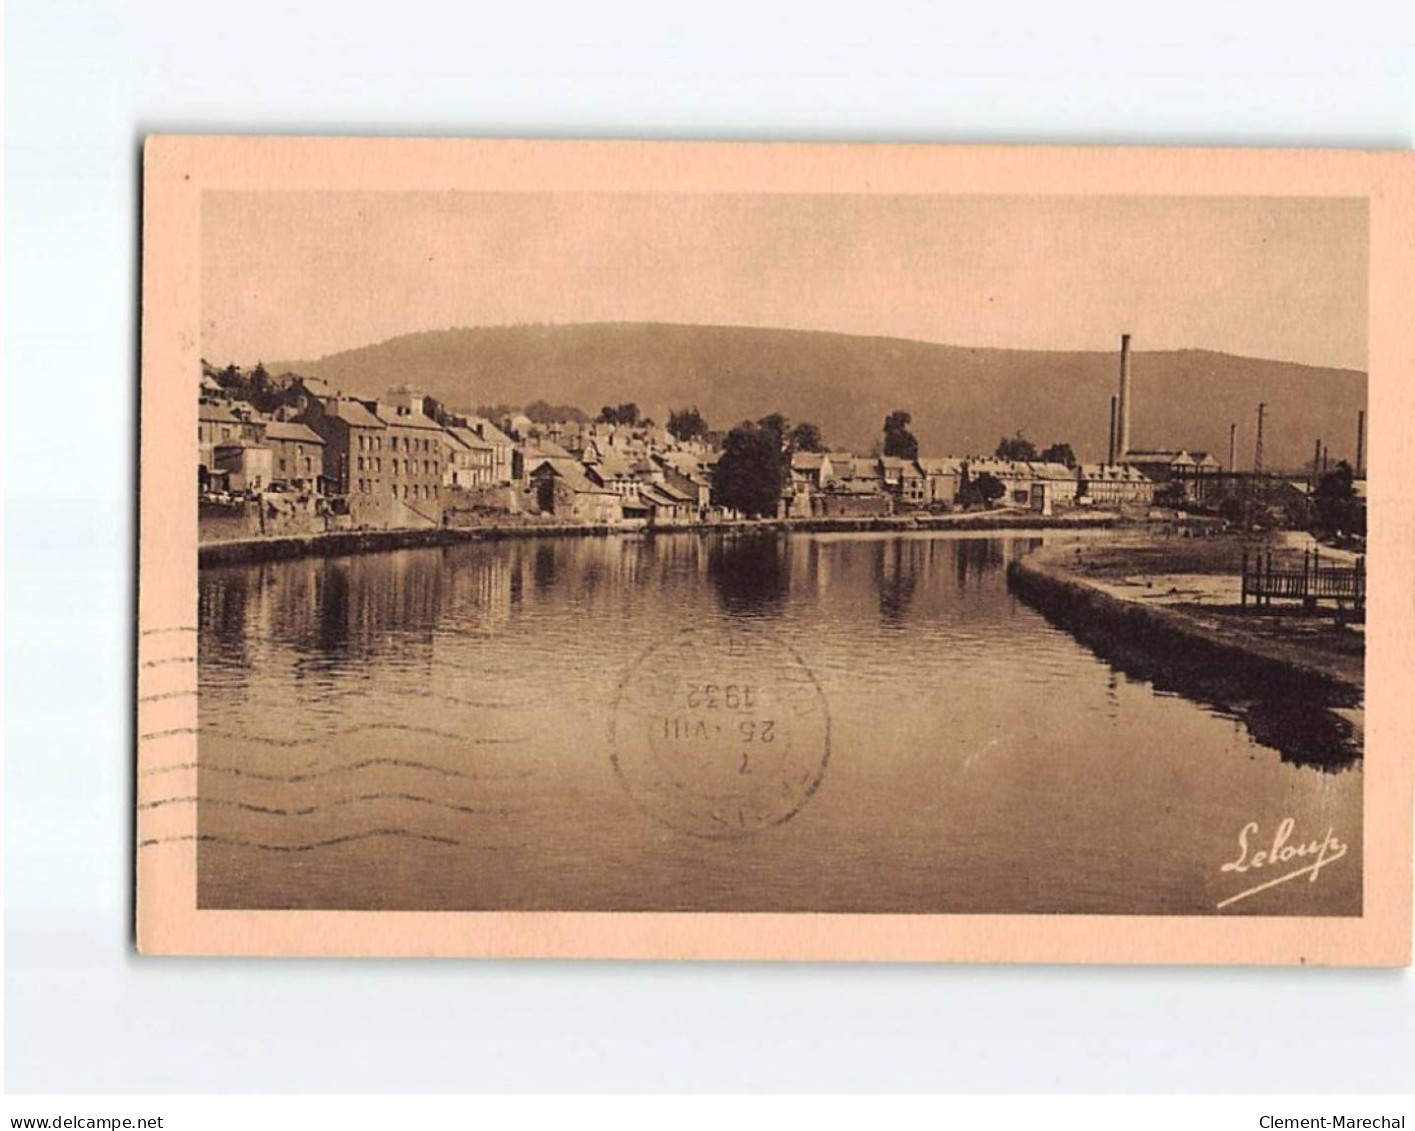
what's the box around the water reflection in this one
[1013,589,1362,772]
[195,531,1362,915]
[706,532,790,616]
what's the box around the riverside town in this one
[187,325,1370,917]
[198,333,1366,556]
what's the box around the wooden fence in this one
[1240,548,1365,612]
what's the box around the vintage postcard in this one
[138,138,1413,962]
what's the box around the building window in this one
[359,434,366,451]
[279,458,287,472]
[390,483,397,497]
[357,456,365,471]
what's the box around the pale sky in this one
[202,192,1368,371]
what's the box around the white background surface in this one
[5,0,1414,1094]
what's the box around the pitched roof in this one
[528,456,614,494]
[445,426,493,451]
[524,438,573,460]
[371,404,442,430]
[1079,463,1152,482]
[323,399,384,428]
[469,418,513,447]
[199,403,242,423]
[262,421,325,445]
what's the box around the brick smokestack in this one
[1228,422,1237,473]
[1107,394,1118,465]
[1356,409,1365,476]
[1117,333,1132,459]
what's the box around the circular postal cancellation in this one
[610,625,832,838]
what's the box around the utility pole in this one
[1254,402,1266,477]
[1244,402,1266,535]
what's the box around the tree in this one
[712,420,788,518]
[757,413,789,452]
[1314,460,1363,536]
[1040,442,1077,468]
[995,432,1037,461]
[667,407,710,442]
[975,473,1005,506]
[883,410,919,460]
[957,466,1005,509]
[789,421,825,452]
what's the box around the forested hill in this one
[273,323,1365,467]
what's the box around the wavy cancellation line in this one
[139,756,537,784]
[139,829,472,852]
[139,721,533,746]
[139,792,520,818]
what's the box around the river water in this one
[195,530,1361,915]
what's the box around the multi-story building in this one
[262,421,326,492]
[371,401,447,521]
[917,457,964,506]
[469,417,516,485]
[1121,449,1220,502]
[211,439,274,493]
[879,457,927,506]
[444,426,496,489]
[1078,463,1156,505]
[199,401,264,470]
[301,396,387,498]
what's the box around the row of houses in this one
[199,371,1221,530]
[198,378,725,529]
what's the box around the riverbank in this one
[1007,532,1363,701]
[198,508,1121,567]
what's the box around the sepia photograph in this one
[134,139,1412,961]
[14,0,1415,1111]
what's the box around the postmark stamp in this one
[609,625,831,838]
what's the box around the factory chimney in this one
[1356,410,1365,477]
[1313,438,1322,484]
[1116,333,1132,460]
[1228,423,1237,473]
[1107,394,1119,465]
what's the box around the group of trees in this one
[204,360,306,415]
[597,403,642,426]
[710,412,829,518]
[666,407,710,442]
[994,432,1076,467]
[525,399,590,424]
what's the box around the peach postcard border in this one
[137,137,1414,963]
